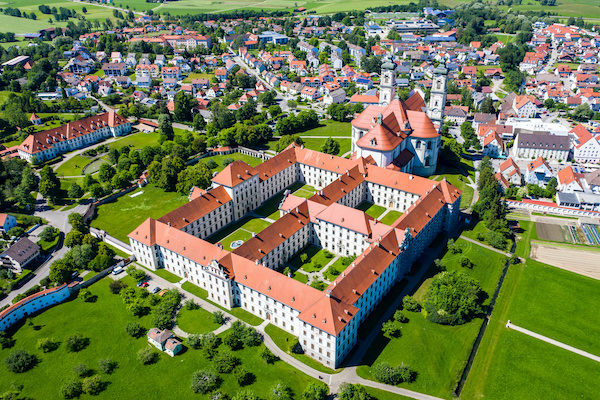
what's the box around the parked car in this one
[112,266,124,275]
[151,286,161,294]
[141,282,149,288]
[136,280,144,287]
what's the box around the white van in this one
[112,266,124,275]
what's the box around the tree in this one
[109,280,126,294]
[60,378,82,399]
[234,366,252,386]
[394,310,408,323]
[98,358,116,374]
[261,347,278,364]
[232,389,259,400]
[82,375,102,395]
[190,369,220,394]
[224,331,242,350]
[65,334,88,352]
[373,362,416,385]
[193,113,207,132]
[4,349,37,373]
[174,91,196,122]
[424,271,483,325]
[402,296,421,312]
[68,213,86,232]
[212,311,225,325]
[338,383,371,400]
[39,165,60,199]
[158,114,174,141]
[39,226,56,242]
[7,226,24,237]
[73,363,92,377]
[126,265,145,281]
[381,320,400,338]
[71,244,95,269]
[176,163,212,194]
[36,337,59,352]
[302,382,328,400]
[49,259,74,284]
[274,134,304,152]
[270,382,292,400]
[98,163,116,183]
[64,230,84,248]
[320,137,340,155]
[125,322,144,338]
[137,347,159,365]
[327,103,349,121]
[67,182,83,199]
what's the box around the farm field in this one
[90,185,188,242]
[0,278,318,400]
[462,260,600,399]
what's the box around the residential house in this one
[498,158,522,186]
[102,63,128,77]
[524,156,554,186]
[512,132,570,161]
[0,238,40,274]
[323,88,346,105]
[0,214,17,233]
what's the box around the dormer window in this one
[370,138,377,146]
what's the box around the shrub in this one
[381,320,400,338]
[327,266,339,276]
[79,288,94,302]
[447,238,461,254]
[82,374,103,395]
[324,250,334,259]
[187,334,202,349]
[476,232,485,241]
[185,299,199,310]
[190,369,220,394]
[137,347,159,365]
[434,258,445,271]
[65,334,88,352]
[509,255,521,265]
[300,253,308,263]
[270,382,292,400]
[241,327,262,347]
[98,358,116,374]
[125,322,145,338]
[212,311,225,325]
[232,389,259,400]
[213,352,239,373]
[73,362,92,377]
[206,159,218,169]
[402,296,421,312]
[126,265,145,281]
[460,256,474,269]
[222,158,234,167]
[424,271,483,325]
[302,382,328,400]
[36,337,59,353]
[485,230,507,250]
[373,361,416,385]
[338,384,370,400]
[60,378,82,399]
[289,337,301,354]
[310,280,327,291]
[0,332,15,350]
[261,347,278,364]
[394,310,408,323]
[4,349,37,373]
[233,366,253,386]
[109,280,126,294]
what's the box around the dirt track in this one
[530,242,600,280]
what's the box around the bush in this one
[190,369,220,394]
[485,230,507,250]
[4,349,37,373]
[402,296,421,312]
[424,271,483,325]
[394,310,408,323]
[65,334,88,352]
[109,280,126,294]
[126,265,145,281]
[60,378,82,399]
[125,322,145,338]
[212,311,225,325]
[0,332,15,350]
[261,347,278,364]
[447,238,461,254]
[82,374,103,395]
[187,334,202,349]
[137,347,159,365]
[206,159,218,169]
[79,288,94,302]
[270,382,292,400]
[213,352,239,373]
[232,389,259,400]
[185,299,199,310]
[233,366,253,386]
[373,361,416,385]
[476,232,485,241]
[310,280,327,291]
[98,358,116,374]
[381,320,400,338]
[300,253,308,263]
[338,384,370,400]
[460,256,474,269]
[509,255,521,265]
[222,158,234,167]
[289,337,301,354]
[73,362,92,377]
[224,331,242,350]
[36,337,59,353]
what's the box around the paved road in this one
[506,321,600,363]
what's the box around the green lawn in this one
[514,220,535,259]
[254,182,306,221]
[206,216,272,251]
[264,324,339,374]
[111,131,161,150]
[357,202,386,219]
[55,155,95,177]
[357,239,506,399]
[290,246,333,273]
[461,219,510,251]
[0,278,316,399]
[462,260,600,399]
[176,306,221,334]
[365,387,415,400]
[302,138,352,156]
[380,211,403,225]
[181,281,209,299]
[36,232,60,253]
[200,153,264,173]
[323,256,355,282]
[299,120,351,137]
[182,73,214,83]
[434,173,474,209]
[291,184,316,199]
[141,266,181,283]
[90,185,188,242]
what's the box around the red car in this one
[141,282,149,288]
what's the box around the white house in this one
[524,156,554,186]
[512,132,570,161]
[323,88,346,105]
[0,238,40,274]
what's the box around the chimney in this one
[352,289,357,294]
[409,175,413,180]
[371,269,376,274]
[167,222,171,227]
[237,174,242,179]
[255,260,259,265]
[326,290,331,298]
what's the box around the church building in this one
[350,57,448,177]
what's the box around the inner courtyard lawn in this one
[0,278,317,400]
[290,246,333,273]
[357,202,386,219]
[379,210,403,225]
[462,260,600,400]
[357,239,506,399]
[176,307,221,334]
[90,185,188,242]
[291,184,316,199]
[206,216,272,250]
[254,182,306,221]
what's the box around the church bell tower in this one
[427,64,448,132]
[379,55,396,107]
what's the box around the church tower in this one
[427,64,448,132]
[379,55,396,107]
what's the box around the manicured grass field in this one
[292,183,316,199]
[206,216,271,251]
[254,182,306,221]
[176,306,222,334]
[55,155,95,177]
[357,238,506,399]
[302,137,352,156]
[323,256,354,282]
[141,266,181,283]
[462,260,600,399]
[201,153,264,172]
[0,14,69,34]
[0,278,316,399]
[90,185,188,242]
[290,246,333,273]
[264,324,339,374]
[380,210,403,225]
[182,72,214,83]
[299,120,351,137]
[514,220,535,258]
[357,202,386,219]
[111,131,161,150]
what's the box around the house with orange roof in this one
[483,131,504,157]
[524,156,554,186]
[128,143,462,368]
[30,113,42,126]
[557,165,585,192]
[570,124,600,163]
[498,158,522,186]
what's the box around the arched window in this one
[427,141,433,150]
[425,157,430,167]
[415,141,421,149]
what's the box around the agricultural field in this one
[0,278,318,400]
[462,260,600,399]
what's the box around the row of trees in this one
[275,110,319,136]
